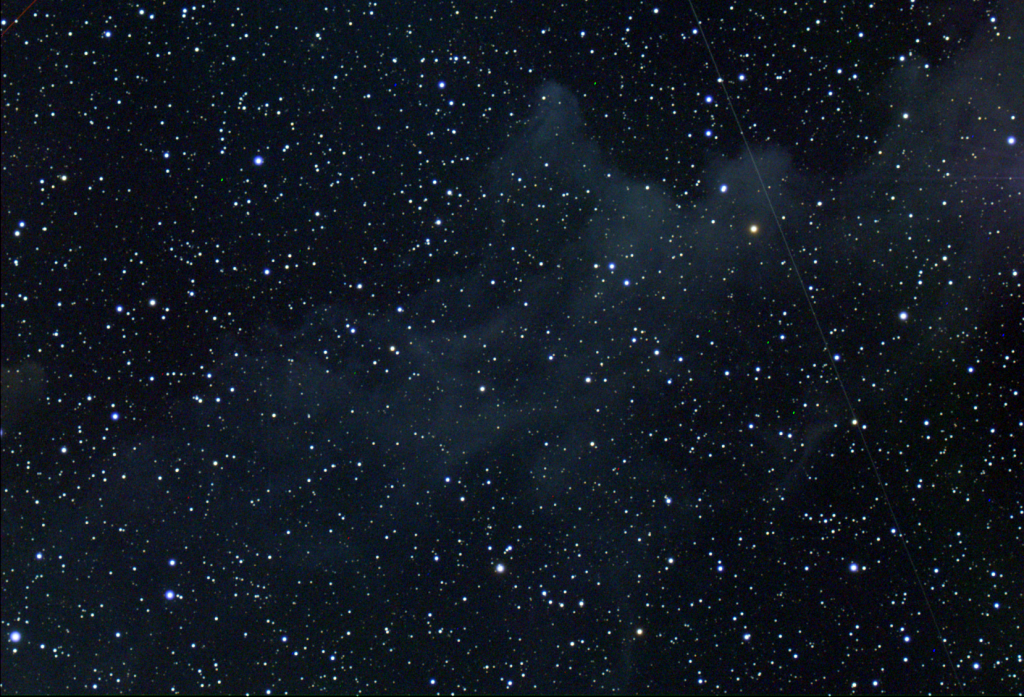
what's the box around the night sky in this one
[1,0,1021,694]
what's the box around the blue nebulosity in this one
[0,0,1019,693]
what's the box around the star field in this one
[1,0,1021,693]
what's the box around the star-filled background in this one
[1,0,1021,693]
